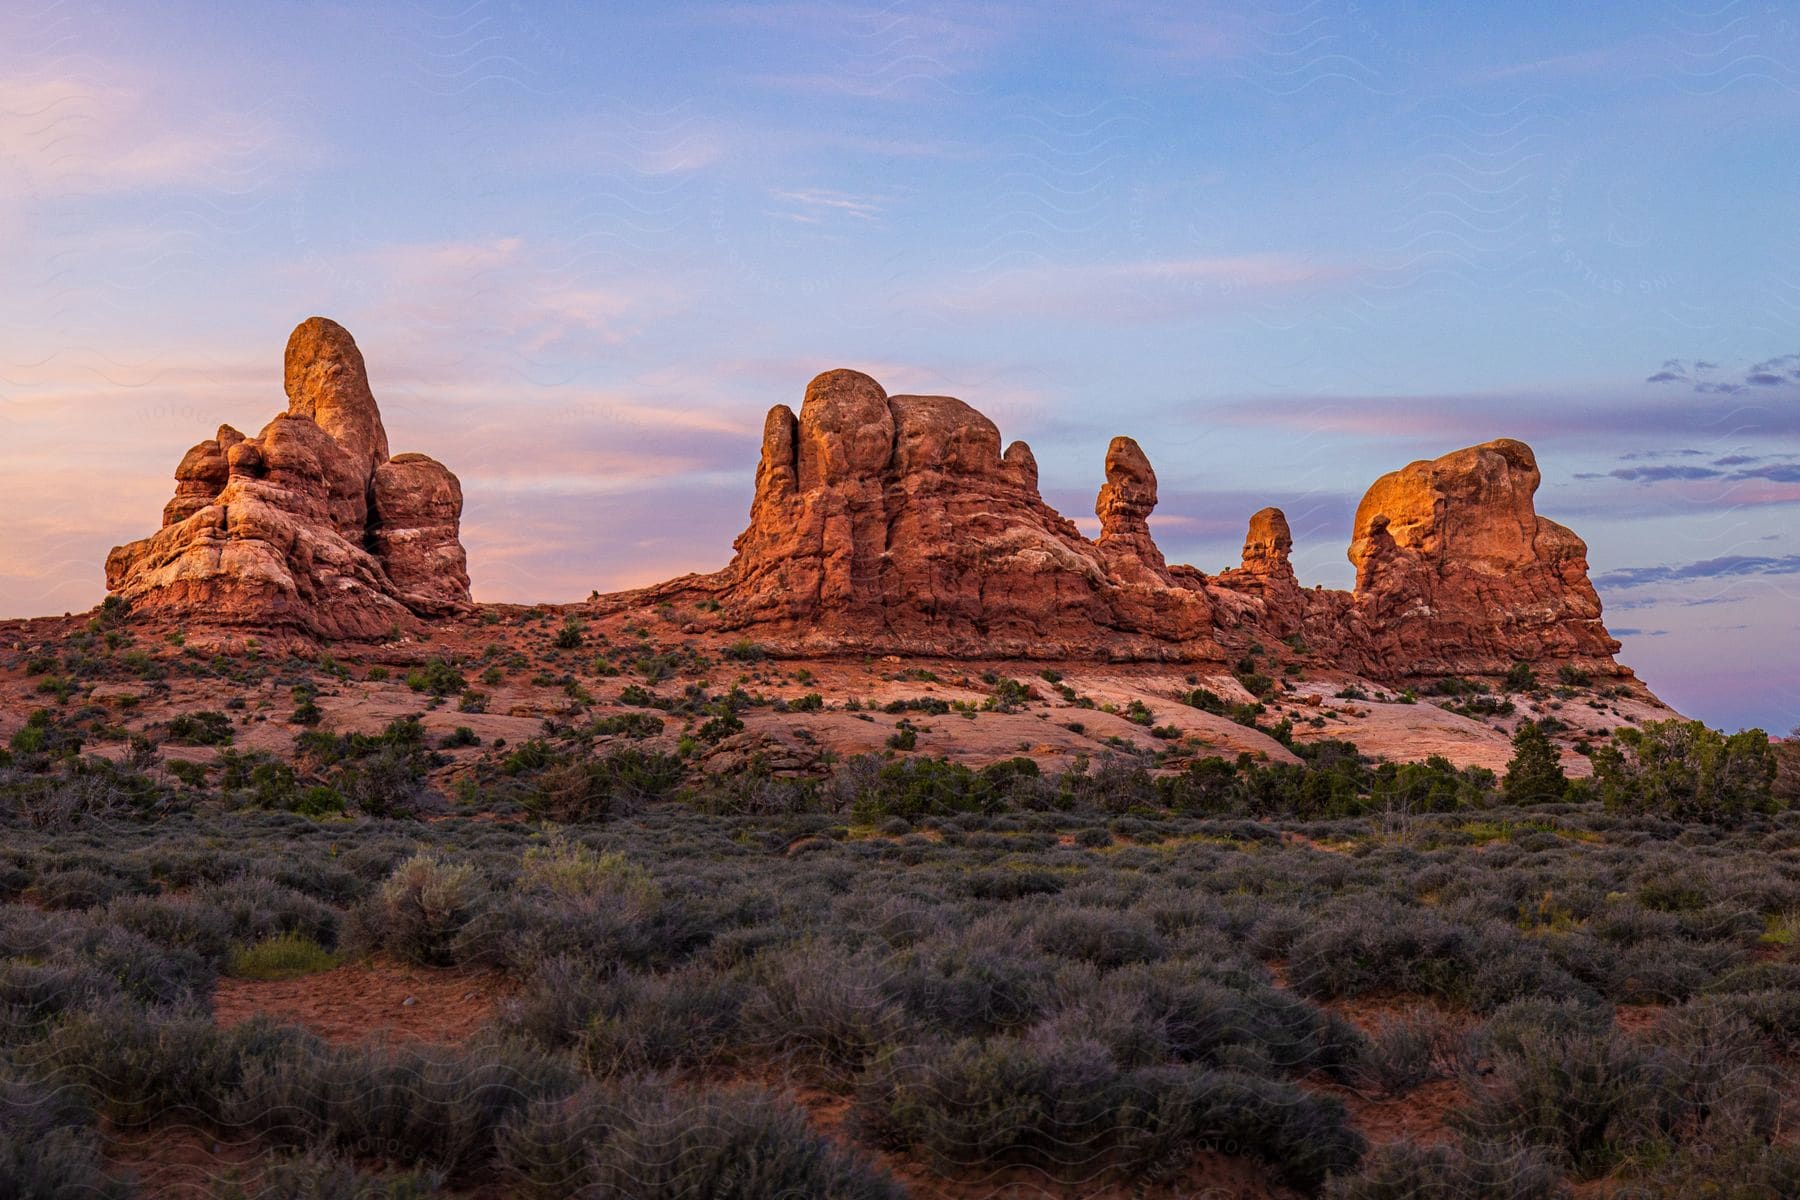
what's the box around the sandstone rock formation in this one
[105,318,470,639]
[690,370,1214,658]
[1094,436,1171,586]
[1346,438,1617,675]
[632,371,1628,682]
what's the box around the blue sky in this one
[1,0,1796,732]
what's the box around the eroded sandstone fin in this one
[283,316,391,476]
[1003,440,1038,494]
[1241,507,1295,581]
[1095,435,1170,583]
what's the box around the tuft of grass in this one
[229,932,342,981]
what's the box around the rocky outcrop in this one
[632,370,1628,681]
[105,318,470,639]
[685,370,1216,658]
[1346,438,1617,676]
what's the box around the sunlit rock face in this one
[1346,438,1618,676]
[105,318,470,639]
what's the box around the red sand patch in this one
[103,1122,265,1199]
[1319,1077,1465,1149]
[212,958,510,1045]
[1613,1003,1664,1035]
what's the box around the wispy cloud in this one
[1648,353,1800,394]
[1596,554,1800,590]
[768,187,886,224]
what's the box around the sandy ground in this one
[0,602,1673,785]
[212,958,511,1046]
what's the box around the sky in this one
[0,0,1796,734]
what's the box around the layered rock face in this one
[105,318,470,639]
[648,371,1627,679]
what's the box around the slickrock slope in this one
[632,369,1629,684]
[104,318,469,639]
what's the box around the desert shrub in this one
[1035,906,1164,968]
[1056,962,1364,1079]
[880,940,1057,1039]
[1288,900,1587,1011]
[0,1065,132,1200]
[235,1150,445,1199]
[1057,756,1157,813]
[1236,670,1275,698]
[1703,960,1800,996]
[963,865,1064,901]
[1593,719,1777,823]
[230,1036,576,1175]
[1324,1138,1562,1200]
[405,657,467,696]
[0,959,125,1040]
[516,749,685,821]
[1607,1138,1800,1199]
[588,1085,902,1199]
[589,712,664,739]
[6,709,84,763]
[1353,1010,1475,1095]
[575,968,750,1075]
[1,760,167,829]
[230,932,342,980]
[848,756,1041,822]
[351,853,487,966]
[1478,996,1612,1059]
[197,877,340,950]
[1373,755,1494,812]
[27,866,129,910]
[49,1006,320,1126]
[517,836,658,904]
[1180,687,1230,714]
[742,949,916,1078]
[499,1080,902,1200]
[858,1037,1362,1187]
[1455,1029,1688,1176]
[167,708,235,745]
[332,749,435,818]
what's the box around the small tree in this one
[1592,718,1777,824]
[1776,729,1800,809]
[1503,720,1567,804]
